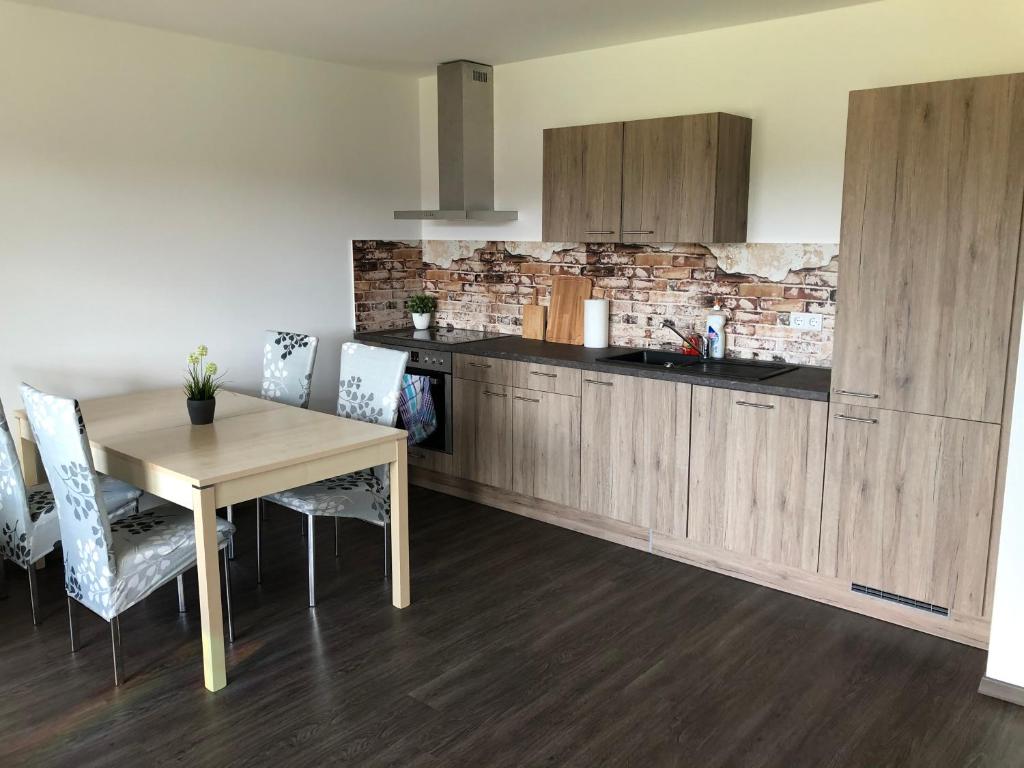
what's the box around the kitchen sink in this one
[597,350,797,381]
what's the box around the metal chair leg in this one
[110,616,124,686]
[307,515,316,608]
[177,574,186,613]
[334,518,340,558]
[255,497,262,584]
[68,597,79,653]
[27,561,41,626]
[301,514,307,538]
[222,548,234,644]
[226,505,235,560]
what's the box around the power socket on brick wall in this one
[790,312,824,331]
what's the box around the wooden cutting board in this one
[545,276,592,345]
[522,304,546,340]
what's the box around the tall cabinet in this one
[822,74,1024,618]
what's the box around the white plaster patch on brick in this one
[504,241,577,261]
[704,243,839,282]
[423,240,487,268]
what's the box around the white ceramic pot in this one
[412,312,432,330]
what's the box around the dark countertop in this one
[355,330,831,402]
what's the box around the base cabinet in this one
[579,372,689,535]
[454,378,513,490]
[512,388,581,508]
[820,404,1000,616]
[687,387,827,571]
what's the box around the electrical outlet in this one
[790,312,823,331]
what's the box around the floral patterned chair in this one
[226,329,320,561]
[0,397,143,626]
[20,384,236,685]
[260,342,408,606]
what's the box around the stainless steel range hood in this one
[395,60,518,222]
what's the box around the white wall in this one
[0,1,421,414]
[418,0,1024,243]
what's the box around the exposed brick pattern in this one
[353,240,837,367]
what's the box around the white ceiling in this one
[17,0,874,75]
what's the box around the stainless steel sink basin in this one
[597,350,797,381]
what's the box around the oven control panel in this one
[368,342,452,374]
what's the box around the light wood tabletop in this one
[13,388,411,693]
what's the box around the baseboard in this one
[979,676,1024,707]
[410,468,991,649]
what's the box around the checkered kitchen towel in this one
[398,373,437,445]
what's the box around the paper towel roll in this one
[584,299,610,348]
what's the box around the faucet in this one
[662,319,706,357]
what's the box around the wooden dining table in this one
[13,388,410,692]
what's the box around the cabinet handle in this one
[483,390,507,398]
[529,371,557,378]
[584,378,613,387]
[833,388,879,399]
[467,362,492,369]
[585,230,616,235]
[834,414,878,425]
[514,395,540,403]
[622,230,655,235]
[736,401,774,410]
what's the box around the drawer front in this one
[408,446,454,475]
[514,361,582,397]
[454,354,516,386]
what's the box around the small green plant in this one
[183,344,226,401]
[406,294,437,314]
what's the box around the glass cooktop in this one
[377,327,507,345]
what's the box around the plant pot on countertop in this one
[412,312,432,330]
[187,397,216,425]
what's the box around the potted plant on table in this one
[184,345,225,425]
[406,294,437,330]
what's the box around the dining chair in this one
[226,329,319,560]
[20,384,236,685]
[260,342,408,606]
[0,397,143,626]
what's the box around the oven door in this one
[398,367,452,455]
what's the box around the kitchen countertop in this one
[354,330,832,402]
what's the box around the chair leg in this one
[383,522,390,581]
[222,548,235,644]
[334,518,340,558]
[226,505,235,560]
[68,597,79,653]
[301,514,307,538]
[255,497,262,585]
[110,616,124,686]
[177,574,186,613]
[27,561,41,626]
[307,515,316,608]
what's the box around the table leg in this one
[192,485,227,691]
[16,419,41,486]
[389,440,410,609]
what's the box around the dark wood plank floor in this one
[1,487,1023,767]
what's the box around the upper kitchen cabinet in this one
[621,113,751,243]
[831,74,1024,423]
[542,113,751,244]
[542,122,623,242]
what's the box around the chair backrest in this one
[261,330,319,408]
[0,398,34,568]
[337,342,409,427]
[20,384,116,616]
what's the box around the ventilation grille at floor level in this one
[851,583,950,617]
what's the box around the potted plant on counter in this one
[184,344,225,425]
[407,294,437,330]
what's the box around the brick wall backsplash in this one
[353,240,838,367]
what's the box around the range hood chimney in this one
[395,60,517,222]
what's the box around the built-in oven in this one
[367,341,453,455]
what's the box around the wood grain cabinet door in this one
[687,387,827,571]
[454,378,513,490]
[620,113,750,244]
[831,74,1024,423]
[542,122,623,242]
[511,388,581,508]
[579,372,689,535]
[820,404,1000,616]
